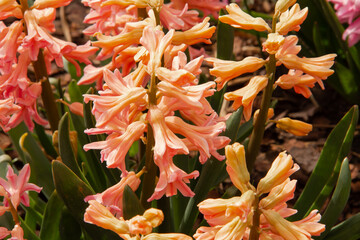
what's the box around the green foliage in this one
[290,106,358,220]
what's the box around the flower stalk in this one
[246,16,278,172]
[140,73,159,208]
[7,198,19,225]
[249,196,260,240]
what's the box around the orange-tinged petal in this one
[224,75,268,120]
[293,210,325,236]
[274,0,296,16]
[143,233,193,240]
[219,3,271,32]
[172,17,216,45]
[276,4,308,35]
[262,209,312,240]
[259,179,297,210]
[84,200,129,235]
[279,54,336,80]
[257,152,299,195]
[31,0,72,9]
[207,56,266,90]
[215,216,249,240]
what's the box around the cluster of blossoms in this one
[0,164,42,239]
[328,0,360,47]
[78,0,226,89]
[194,142,325,240]
[81,0,230,203]
[0,0,97,131]
[84,201,192,239]
[207,1,336,121]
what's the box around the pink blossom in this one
[0,98,21,132]
[343,17,360,47]
[0,21,23,74]
[149,154,199,201]
[84,171,141,217]
[22,9,76,62]
[84,121,146,173]
[328,0,360,46]
[0,0,22,20]
[171,0,226,19]
[160,3,200,30]
[0,164,42,208]
[0,227,10,239]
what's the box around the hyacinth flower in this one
[206,2,336,121]
[328,0,360,47]
[0,164,42,240]
[194,142,325,240]
[83,23,229,202]
[205,0,336,169]
[84,201,192,239]
[79,0,225,89]
[0,0,98,132]
[82,0,228,206]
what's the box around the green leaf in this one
[68,80,84,103]
[59,207,82,240]
[290,105,358,220]
[224,108,243,144]
[52,160,121,240]
[122,185,145,220]
[334,62,360,103]
[14,123,54,198]
[315,158,351,240]
[40,191,64,240]
[325,213,360,240]
[209,8,234,113]
[34,123,58,159]
[83,88,120,185]
[58,113,85,182]
[20,216,41,240]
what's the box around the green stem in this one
[249,196,260,240]
[20,0,60,132]
[139,8,161,208]
[245,16,277,172]
[32,52,60,132]
[140,73,158,208]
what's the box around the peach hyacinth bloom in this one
[206,57,266,90]
[85,202,192,239]
[194,142,325,240]
[84,171,142,217]
[219,3,271,32]
[224,75,268,121]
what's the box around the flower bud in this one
[275,117,312,136]
[143,208,164,228]
[225,143,251,193]
[253,108,274,125]
[275,0,297,16]
[128,215,153,235]
[262,33,285,54]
